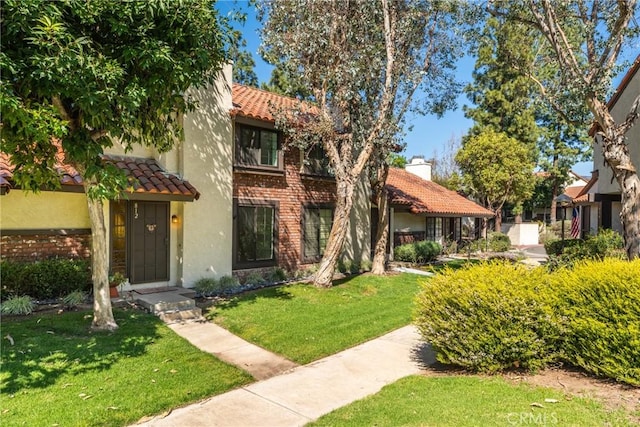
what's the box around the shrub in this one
[544,238,582,256]
[359,259,372,272]
[394,243,417,263]
[0,296,35,316]
[265,267,287,283]
[62,290,88,309]
[414,262,561,373]
[242,271,266,286]
[1,259,91,301]
[218,275,240,291]
[337,258,352,274]
[551,259,640,386]
[194,277,220,297]
[442,240,458,255]
[414,241,441,263]
[488,232,511,252]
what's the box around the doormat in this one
[133,287,181,295]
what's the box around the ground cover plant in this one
[309,375,634,427]
[0,309,252,427]
[207,273,422,364]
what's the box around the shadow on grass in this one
[1,308,161,394]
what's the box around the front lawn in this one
[207,273,422,364]
[0,309,252,427]
[310,375,634,427]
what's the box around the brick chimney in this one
[405,156,432,181]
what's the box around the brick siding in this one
[233,147,336,272]
[1,231,91,263]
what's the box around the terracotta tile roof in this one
[386,168,494,217]
[0,149,199,201]
[563,185,587,203]
[231,83,317,122]
[104,155,200,201]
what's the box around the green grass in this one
[207,273,422,364]
[420,258,480,274]
[310,375,634,427]
[0,309,253,427]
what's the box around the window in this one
[235,124,281,168]
[426,217,443,241]
[303,206,333,260]
[303,144,332,176]
[234,201,277,268]
[110,201,127,275]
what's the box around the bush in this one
[545,229,625,271]
[488,232,511,252]
[414,262,561,373]
[394,241,441,264]
[0,296,35,316]
[1,259,91,301]
[413,258,640,386]
[551,259,640,385]
[394,243,417,263]
[242,271,266,286]
[415,241,441,263]
[218,275,240,291]
[194,277,220,297]
[62,290,88,309]
[265,267,287,283]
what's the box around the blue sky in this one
[217,2,606,176]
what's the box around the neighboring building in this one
[524,170,588,224]
[0,71,371,290]
[578,54,640,237]
[383,157,493,251]
[230,83,370,277]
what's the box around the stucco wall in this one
[501,223,539,246]
[394,212,425,232]
[594,67,640,195]
[180,65,234,286]
[1,190,90,229]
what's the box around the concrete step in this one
[158,307,203,323]
[136,291,196,314]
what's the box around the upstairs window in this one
[235,124,281,169]
[303,144,332,177]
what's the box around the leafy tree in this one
[456,129,536,230]
[464,16,540,151]
[260,0,461,285]
[1,0,226,330]
[218,2,259,86]
[260,64,312,99]
[388,153,408,169]
[488,0,640,259]
[431,134,461,190]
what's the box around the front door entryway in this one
[111,200,170,284]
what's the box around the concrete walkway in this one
[134,325,430,427]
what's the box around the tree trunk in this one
[314,177,356,287]
[85,189,118,331]
[494,209,502,232]
[550,154,559,225]
[589,97,640,260]
[371,186,390,275]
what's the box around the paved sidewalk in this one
[135,325,429,427]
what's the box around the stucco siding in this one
[595,67,640,195]
[1,190,90,230]
[394,212,425,232]
[180,65,234,287]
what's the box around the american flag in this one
[570,207,580,239]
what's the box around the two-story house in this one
[0,68,371,290]
[578,55,640,235]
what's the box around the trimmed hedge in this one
[394,241,441,264]
[414,259,640,385]
[488,232,511,252]
[414,262,562,373]
[551,259,640,385]
[1,259,91,301]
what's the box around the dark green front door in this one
[130,201,169,283]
